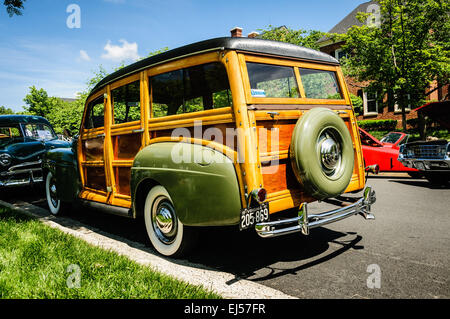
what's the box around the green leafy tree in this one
[257,25,325,50]
[3,0,25,17]
[23,86,59,117]
[0,106,14,114]
[331,0,450,131]
[21,48,171,135]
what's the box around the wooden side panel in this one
[151,122,238,151]
[112,133,142,160]
[84,166,107,191]
[82,137,104,161]
[115,166,131,196]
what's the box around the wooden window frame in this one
[239,53,350,106]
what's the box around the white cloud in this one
[101,39,139,62]
[79,50,91,61]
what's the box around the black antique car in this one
[0,115,71,187]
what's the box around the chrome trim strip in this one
[0,176,43,187]
[7,160,42,172]
[255,186,376,238]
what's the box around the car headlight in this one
[0,153,12,167]
[406,149,414,157]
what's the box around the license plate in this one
[415,161,425,170]
[239,203,269,231]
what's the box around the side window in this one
[112,80,141,124]
[150,62,232,118]
[299,68,343,99]
[246,62,299,98]
[84,95,105,129]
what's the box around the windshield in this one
[23,123,57,141]
[380,132,403,144]
[0,125,23,148]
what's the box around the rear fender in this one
[131,142,242,226]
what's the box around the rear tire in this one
[143,185,197,258]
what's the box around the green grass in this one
[0,207,220,299]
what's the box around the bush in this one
[350,94,363,116]
[357,119,398,131]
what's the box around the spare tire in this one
[290,107,354,200]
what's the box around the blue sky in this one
[0,0,366,112]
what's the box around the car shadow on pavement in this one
[389,179,450,189]
[185,226,363,283]
[1,186,366,285]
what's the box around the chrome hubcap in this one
[49,178,58,208]
[152,196,177,245]
[318,128,342,176]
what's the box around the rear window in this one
[299,68,342,99]
[246,62,299,98]
[0,125,22,147]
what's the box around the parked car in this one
[43,37,376,257]
[398,101,450,185]
[0,115,71,187]
[359,127,419,174]
[398,140,450,184]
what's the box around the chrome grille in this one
[408,145,445,159]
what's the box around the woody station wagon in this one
[43,37,376,257]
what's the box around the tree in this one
[20,47,171,135]
[0,106,14,114]
[333,0,450,131]
[257,25,325,50]
[23,86,58,117]
[3,0,26,17]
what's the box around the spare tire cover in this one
[290,107,354,199]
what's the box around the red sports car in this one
[359,128,419,173]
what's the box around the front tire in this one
[45,171,69,215]
[424,172,450,186]
[143,185,197,257]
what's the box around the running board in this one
[79,199,133,218]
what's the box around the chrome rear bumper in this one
[255,186,376,238]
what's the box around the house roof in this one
[89,37,339,99]
[318,1,377,44]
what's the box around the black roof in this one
[0,115,51,125]
[90,37,339,98]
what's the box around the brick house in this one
[316,1,448,128]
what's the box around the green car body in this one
[43,141,243,226]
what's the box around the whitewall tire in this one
[143,185,196,257]
[45,171,63,215]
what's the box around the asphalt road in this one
[1,173,449,299]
